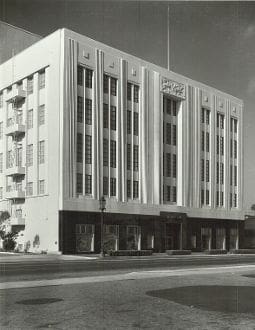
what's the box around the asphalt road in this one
[1,254,255,282]
[1,263,255,329]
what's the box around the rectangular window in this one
[216,135,219,155]
[206,132,210,152]
[201,131,205,151]
[230,193,232,208]
[76,173,83,194]
[0,153,2,172]
[77,96,84,123]
[103,103,108,128]
[216,191,219,206]
[110,77,117,96]
[110,140,116,168]
[133,85,139,103]
[85,135,92,164]
[220,114,224,129]
[127,144,131,170]
[27,76,33,94]
[216,162,219,184]
[230,165,233,186]
[201,108,205,123]
[85,68,93,88]
[110,177,116,196]
[133,112,139,136]
[127,110,131,134]
[173,154,177,178]
[220,137,224,155]
[0,187,2,199]
[27,110,33,129]
[26,182,33,196]
[220,191,224,206]
[127,179,131,198]
[201,189,204,205]
[234,140,237,159]
[85,175,92,194]
[166,123,171,145]
[165,185,171,202]
[166,153,171,177]
[172,125,177,146]
[206,189,210,205]
[38,70,45,89]
[103,138,108,167]
[217,113,219,128]
[77,133,83,163]
[38,140,45,164]
[103,75,109,94]
[127,83,132,101]
[133,181,139,198]
[0,122,2,139]
[230,139,233,158]
[206,110,210,125]
[85,98,92,125]
[220,162,224,184]
[38,105,45,125]
[133,145,139,171]
[103,176,108,196]
[77,66,83,86]
[166,98,171,114]
[39,180,45,194]
[110,106,116,130]
[234,194,237,207]
[234,120,237,133]
[234,166,237,186]
[172,101,177,116]
[0,93,3,108]
[201,159,204,182]
[26,144,33,166]
[7,150,13,168]
[206,160,210,182]
[172,186,177,202]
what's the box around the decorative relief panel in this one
[161,77,185,99]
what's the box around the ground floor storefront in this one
[59,211,244,254]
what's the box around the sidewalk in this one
[1,251,255,262]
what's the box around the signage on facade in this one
[161,77,186,100]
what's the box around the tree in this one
[0,211,17,251]
[0,211,10,224]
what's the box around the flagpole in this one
[167,4,170,71]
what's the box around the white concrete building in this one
[0,28,244,253]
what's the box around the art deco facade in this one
[0,28,244,253]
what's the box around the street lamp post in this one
[99,196,106,257]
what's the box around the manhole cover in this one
[16,298,63,305]
[147,286,255,313]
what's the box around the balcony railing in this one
[5,189,25,199]
[10,217,25,226]
[5,88,26,103]
[6,165,25,177]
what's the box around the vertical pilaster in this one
[120,59,127,202]
[225,100,231,209]
[141,67,148,204]
[153,72,161,205]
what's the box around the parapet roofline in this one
[60,27,243,105]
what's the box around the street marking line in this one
[1,264,255,290]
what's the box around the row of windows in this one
[201,190,238,208]
[163,153,177,178]
[201,189,210,205]
[77,134,92,164]
[201,159,210,182]
[76,173,92,194]
[164,98,177,116]
[201,131,210,152]
[216,135,224,156]
[127,110,139,135]
[126,180,139,198]
[127,144,139,171]
[77,66,93,88]
[201,108,210,125]
[230,139,238,159]
[217,113,224,129]
[163,123,177,146]
[27,70,45,94]
[127,83,139,103]
[230,193,238,208]
[103,104,116,130]
[26,141,45,166]
[26,180,45,196]
[103,75,117,96]
[103,139,117,168]
[27,105,46,128]
[163,185,177,203]
[230,165,238,186]
[77,97,92,124]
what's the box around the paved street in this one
[1,260,255,329]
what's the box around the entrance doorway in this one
[201,227,212,251]
[165,223,181,250]
[126,226,141,250]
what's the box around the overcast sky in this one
[1,0,255,210]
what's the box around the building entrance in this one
[126,226,141,250]
[165,223,181,250]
